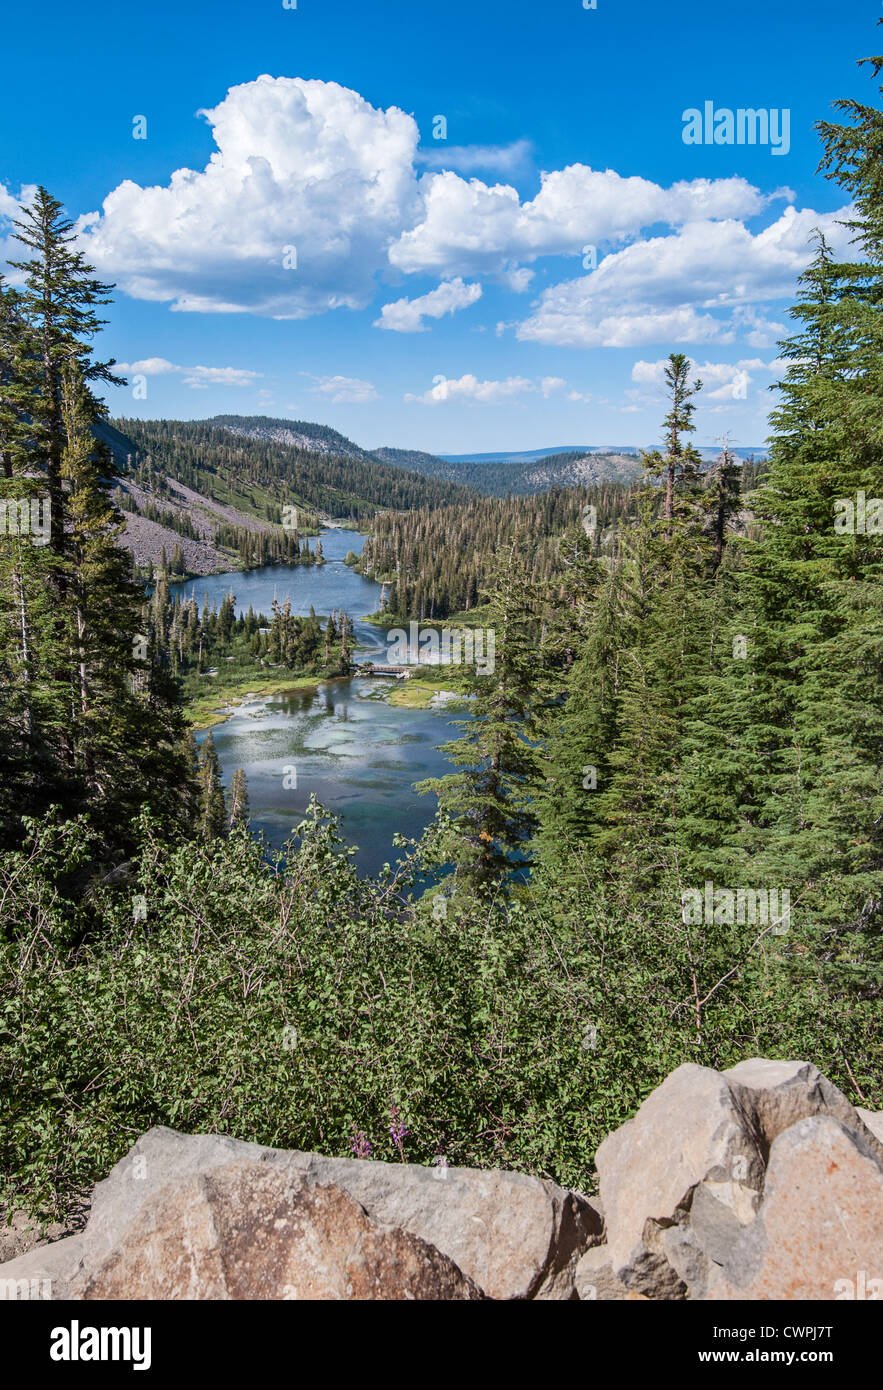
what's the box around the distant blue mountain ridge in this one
[440,444,767,464]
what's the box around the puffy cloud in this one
[416,139,533,176]
[0,183,35,221]
[117,358,260,389]
[374,277,482,332]
[406,372,598,405]
[522,300,728,349]
[632,355,779,403]
[516,206,854,348]
[501,267,534,292]
[388,167,778,279]
[540,376,568,397]
[2,71,853,357]
[77,76,421,318]
[304,373,379,403]
[117,357,178,376]
[0,183,39,282]
[405,373,535,405]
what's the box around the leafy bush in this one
[1,806,878,1224]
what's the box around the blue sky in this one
[0,0,876,452]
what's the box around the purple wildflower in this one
[388,1103,410,1161]
[350,1126,372,1160]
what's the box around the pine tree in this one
[533,527,619,862]
[9,187,123,557]
[0,193,193,853]
[724,62,883,956]
[418,539,548,891]
[227,767,250,829]
[59,360,194,843]
[197,732,226,840]
[640,352,704,536]
[0,275,41,478]
[535,371,715,875]
[704,437,743,573]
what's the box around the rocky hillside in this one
[117,473,281,575]
[3,1058,880,1300]
[207,414,376,463]
[94,418,283,575]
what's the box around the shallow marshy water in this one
[172,527,461,875]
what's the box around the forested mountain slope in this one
[110,416,474,520]
[206,413,376,462]
[97,416,475,573]
[373,444,766,497]
[371,447,643,495]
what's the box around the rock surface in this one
[594,1056,883,1300]
[574,1244,647,1301]
[76,1161,482,1301]
[0,1128,601,1301]
[705,1116,883,1300]
[857,1106,883,1145]
[2,1057,879,1301]
[723,1058,883,1159]
[595,1063,764,1298]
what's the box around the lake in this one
[172,527,460,876]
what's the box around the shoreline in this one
[185,663,471,727]
[185,670,329,730]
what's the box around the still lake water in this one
[172,528,459,876]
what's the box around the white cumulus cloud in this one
[388,167,780,280]
[76,76,421,318]
[516,207,855,348]
[117,358,261,389]
[304,373,379,403]
[0,73,854,359]
[405,373,535,405]
[375,277,482,332]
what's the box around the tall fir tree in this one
[197,732,227,840]
[640,352,704,536]
[418,539,549,891]
[9,187,122,557]
[227,767,250,829]
[0,191,195,854]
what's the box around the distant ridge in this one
[102,414,768,503]
[373,445,452,472]
[205,414,374,463]
[440,444,767,464]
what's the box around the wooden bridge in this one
[352,661,411,680]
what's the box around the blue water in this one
[172,529,462,876]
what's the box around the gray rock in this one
[0,1233,89,1301]
[706,1116,883,1300]
[595,1063,764,1298]
[83,1128,267,1268]
[6,1126,601,1301]
[280,1147,602,1300]
[75,1161,483,1301]
[857,1107,883,1145]
[723,1058,883,1160]
[574,1244,646,1301]
[688,1182,750,1267]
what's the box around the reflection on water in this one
[205,677,456,875]
[172,528,461,876]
